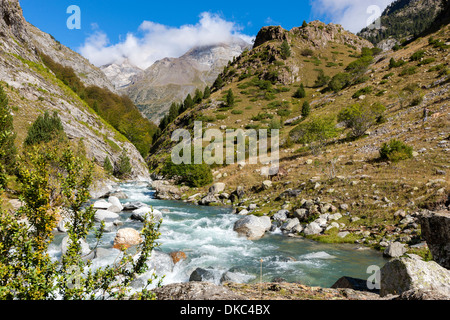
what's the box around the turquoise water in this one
[110,183,389,288]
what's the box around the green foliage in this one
[338,103,386,138]
[410,50,426,61]
[399,66,418,76]
[115,149,132,178]
[226,89,235,107]
[290,116,339,151]
[302,20,308,28]
[193,89,203,104]
[352,86,373,99]
[161,159,213,188]
[213,74,224,90]
[293,84,306,98]
[0,85,17,177]
[300,48,314,57]
[359,0,441,45]
[203,86,211,100]
[0,145,162,299]
[313,69,330,88]
[301,101,311,118]
[345,55,373,76]
[280,40,291,60]
[328,72,351,92]
[379,139,413,162]
[389,58,406,69]
[40,53,157,158]
[24,111,66,146]
[103,156,114,175]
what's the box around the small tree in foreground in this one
[0,145,162,300]
[338,103,386,138]
[379,139,413,162]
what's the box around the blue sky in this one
[20,0,394,68]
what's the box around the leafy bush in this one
[328,72,351,92]
[399,66,418,76]
[313,69,330,88]
[410,50,425,62]
[115,149,132,178]
[379,139,413,162]
[389,58,406,69]
[352,86,373,99]
[290,116,338,150]
[0,85,17,175]
[103,156,114,175]
[293,84,306,98]
[0,146,161,299]
[161,159,213,188]
[338,103,385,138]
[24,111,66,146]
[301,101,311,118]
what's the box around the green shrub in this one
[0,85,17,175]
[103,156,114,175]
[280,40,291,60]
[161,159,213,188]
[24,111,66,146]
[313,69,330,88]
[301,101,311,118]
[410,50,426,61]
[328,72,351,92]
[352,86,373,99]
[379,139,413,162]
[389,58,406,69]
[231,109,243,115]
[338,103,385,138]
[290,116,338,147]
[399,66,418,76]
[115,149,132,178]
[293,84,306,98]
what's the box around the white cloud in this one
[79,12,254,70]
[310,0,395,33]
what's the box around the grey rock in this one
[130,207,163,223]
[209,183,226,194]
[419,210,450,269]
[303,222,323,236]
[233,215,272,240]
[152,282,245,300]
[189,268,216,283]
[383,242,407,258]
[122,201,147,211]
[380,256,450,297]
[94,209,120,222]
[281,218,301,233]
[273,210,289,223]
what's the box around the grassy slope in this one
[148,23,449,254]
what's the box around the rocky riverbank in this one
[146,179,450,300]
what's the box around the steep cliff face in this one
[116,39,251,123]
[0,0,150,182]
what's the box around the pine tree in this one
[203,86,211,100]
[302,101,311,118]
[293,83,306,98]
[226,89,235,108]
[302,20,308,28]
[193,89,203,104]
[280,40,291,60]
[168,103,180,123]
[183,94,194,110]
[213,74,224,90]
[0,85,17,175]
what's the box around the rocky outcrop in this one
[152,282,246,300]
[380,255,450,297]
[419,210,450,269]
[0,0,151,182]
[152,180,188,200]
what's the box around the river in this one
[49,182,388,289]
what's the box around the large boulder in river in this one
[419,210,450,269]
[233,215,271,240]
[108,196,123,212]
[380,255,450,297]
[113,228,143,250]
[94,209,120,222]
[130,207,163,223]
